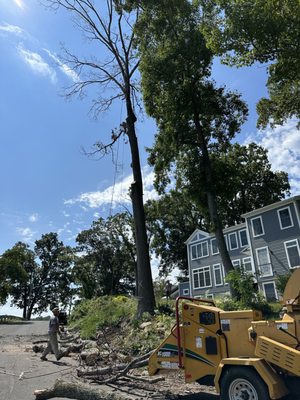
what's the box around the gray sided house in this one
[184,196,300,302]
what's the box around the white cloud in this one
[16,227,36,242]
[0,23,24,37]
[17,45,57,84]
[28,213,39,222]
[43,49,79,82]
[246,119,300,194]
[65,166,159,209]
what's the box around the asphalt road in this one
[0,320,78,400]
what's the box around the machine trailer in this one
[149,269,300,399]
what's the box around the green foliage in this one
[200,0,300,127]
[0,234,74,319]
[225,268,257,306]
[74,213,136,299]
[222,268,279,318]
[276,273,292,296]
[213,143,290,226]
[146,191,207,275]
[0,242,32,304]
[69,296,137,338]
[68,295,175,353]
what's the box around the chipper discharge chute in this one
[149,268,300,400]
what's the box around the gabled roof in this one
[185,229,209,245]
[241,195,300,219]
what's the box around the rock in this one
[139,322,152,329]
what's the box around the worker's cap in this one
[51,307,59,312]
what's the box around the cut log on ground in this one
[34,379,129,400]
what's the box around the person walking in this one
[40,307,67,361]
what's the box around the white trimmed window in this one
[228,232,238,250]
[183,288,190,296]
[256,247,272,277]
[213,264,223,286]
[232,259,241,268]
[278,207,294,230]
[224,235,229,249]
[191,241,209,260]
[221,265,229,285]
[284,239,300,269]
[211,238,219,255]
[193,266,212,289]
[262,282,278,301]
[239,229,249,247]
[194,294,214,300]
[251,216,264,237]
[242,257,253,273]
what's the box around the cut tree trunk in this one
[34,379,128,400]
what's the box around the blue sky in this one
[1,1,300,315]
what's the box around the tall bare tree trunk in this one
[126,99,155,317]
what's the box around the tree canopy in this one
[0,234,74,319]
[200,0,300,127]
[74,213,136,298]
[137,0,248,276]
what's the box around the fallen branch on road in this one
[34,379,128,400]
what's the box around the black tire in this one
[220,366,270,400]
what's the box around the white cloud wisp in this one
[65,167,159,210]
[17,45,57,84]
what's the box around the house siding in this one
[185,196,300,300]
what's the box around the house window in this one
[239,229,249,247]
[232,259,241,268]
[183,288,190,296]
[191,241,209,260]
[278,207,293,230]
[195,294,214,300]
[251,216,264,237]
[228,232,238,250]
[222,265,229,285]
[242,257,253,273]
[256,247,272,277]
[284,240,300,269]
[211,238,219,255]
[262,282,277,301]
[193,266,212,289]
[213,264,223,286]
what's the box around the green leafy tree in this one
[137,0,248,276]
[45,0,155,316]
[32,233,74,317]
[212,143,290,225]
[74,213,136,298]
[276,273,292,297]
[146,190,207,276]
[200,0,300,127]
[0,235,74,319]
[0,242,32,313]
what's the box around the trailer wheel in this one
[220,367,270,400]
